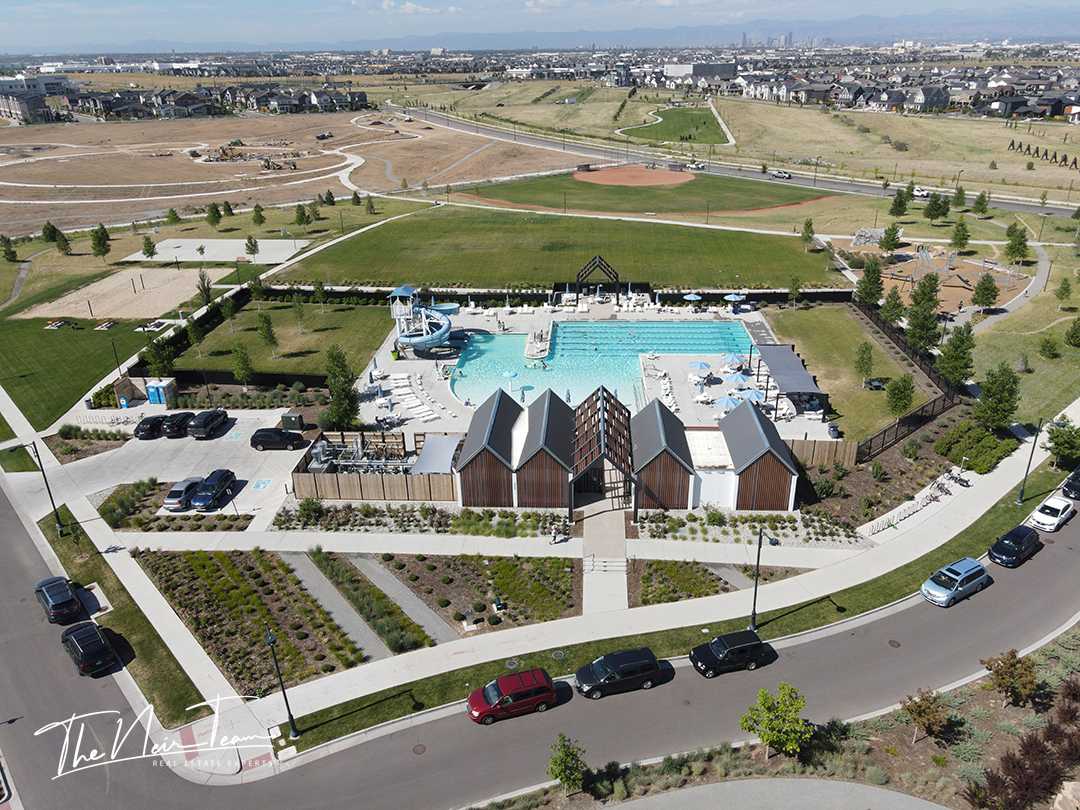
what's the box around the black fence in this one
[849,299,953,393]
[856,391,960,463]
[127,365,329,391]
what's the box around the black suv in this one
[190,469,236,512]
[61,622,116,676]
[573,647,661,700]
[161,411,195,438]
[187,409,228,439]
[133,414,167,439]
[35,576,82,623]
[689,630,765,678]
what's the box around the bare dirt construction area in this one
[0,113,581,237]
[573,164,694,186]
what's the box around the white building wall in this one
[693,469,737,509]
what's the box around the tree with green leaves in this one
[257,312,278,360]
[292,292,306,334]
[886,373,915,418]
[922,193,949,226]
[247,276,265,309]
[1066,318,1080,348]
[245,234,259,264]
[951,185,966,209]
[351,190,361,206]
[971,191,990,218]
[980,650,1038,709]
[307,200,320,222]
[41,221,58,242]
[142,336,175,377]
[55,230,71,256]
[971,272,999,312]
[1043,417,1080,470]
[91,227,111,264]
[787,276,801,308]
[324,189,335,206]
[854,341,874,387]
[294,204,312,233]
[365,195,375,215]
[187,319,204,358]
[197,268,213,307]
[903,179,916,203]
[738,682,812,761]
[222,200,234,217]
[855,255,883,305]
[142,235,157,261]
[935,322,975,389]
[2,244,16,263]
[546,733,587,798]
[822,240,835,270]
[313,278,327,314]
[878,222,902,254]
[881,285,905,323]
[1039,190,1048,213]
[905,273,942,353]
[165,208,181,228]
[0,234,11,250]
[950,216,970,252]
[443,184,451,201]
[1054,277,1072,311]
[1004,224,1030,267]
[93,223,110,244]
[325,343,359,429]
[888,192,908,218]
[799,218,815,253]
[252,203,265,228]
[232,343,254,386]
[205,202,222,230]
[221,295,237,332]
[973,361,1021,430]
[901,688,948,745]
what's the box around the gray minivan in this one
[573,647,661,700]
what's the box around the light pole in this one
[1016,417,1062,505]
[813,156,821,187]
[705,200,710,225]
[10,441,62,536]
[108,336,122,380]
[893,162,898,181]
[955,169,963,189]
[748,526,776,632]
[563,192,567,214]
[263,621,300,739]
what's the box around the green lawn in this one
[174,303,392,376]
[0,445,36,472]
[766,306,927,441]
[475,173,824,214]
[291,462,1065,752]
[0,318,149,430]
[624,106,729,144]
[283,206,835,290]
[0,412,14,442]
[40,506,210,729]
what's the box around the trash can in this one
[281,413,303,430]
[85,398,94,410]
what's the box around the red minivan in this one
[467,668,556,725]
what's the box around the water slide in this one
[396,304,453,350]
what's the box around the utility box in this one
[281,413,303,430]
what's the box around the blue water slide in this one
[396,306,452,350]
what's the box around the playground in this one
[878,247,1026,313]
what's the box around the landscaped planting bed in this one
[134,548,361,695]
[378,552,581,633]
[45,425,129,464]
[632,560,732,606]
[637,508,863,548]
[97,479,254,531]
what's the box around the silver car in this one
[162,477,203,512]
[920,557,988,607]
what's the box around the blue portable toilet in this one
[147,380,161,404]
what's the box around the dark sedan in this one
[988,525,1040,567]
[1062,466,1080,500]
[250,428,304,451]
[35,577,82,623]
[133,414,167,439]
[161,411,195,438]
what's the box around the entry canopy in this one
[754,345,824,396]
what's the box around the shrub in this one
[437,597,450,607]
[440,575,452,584]
[931,754,948,767]
[57,423,79,439]
[892,141,908,152]
[866,766,889,785]
[955,761,987,787]
[452,611,465,621]
[472,602,486,612]
[486,614,501,625]
[989,160,997,170]
[381,552,394,561]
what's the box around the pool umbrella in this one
[468,296,473,307]
[723,293,744,302]
[387,398,393,412]
[738,388,766,401]
[726,372,752,385]
[719,353,743,364]
[503,369,517,392]
[372,356,377,370]
[688,361,711,370]
[368,371,373,385]
[431,296,435,307]
[714,396,742,409]
[505,293,510,307]
[683,293,702,301]
[377,383,383,397]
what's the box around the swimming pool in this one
[449,321,753,411]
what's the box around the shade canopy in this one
[723,293,745,302]
[738,388,767,401]
[726,372,752,385]
[714,396,743,408]
[687,361,711,370]
[503,370,518,378]
[719,353,744,364]
[683,293,702,301]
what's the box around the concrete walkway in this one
[278,551,392,662]
[582,506,630,613]
[346,553,459,645]
[701,562,755,590]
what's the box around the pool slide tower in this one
[389,285,453,351]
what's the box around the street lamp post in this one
[1016,417,1061,505]
[956,169,963,189]
[893,162,898,181]
[108,337,122,380]
[263,621,300,739]
[10,441,62,536]
[748,527,776,632]
[813,156,821,187]
[705,200,710,225]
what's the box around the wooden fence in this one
[786,439,857,469]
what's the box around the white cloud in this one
[524,0,565,11]
[381,0,442,11]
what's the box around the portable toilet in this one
[146,379,162,405]
[159,378,178,408]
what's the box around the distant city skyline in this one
[5,0,1080,53]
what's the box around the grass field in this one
[0,445,36,472]
[625,106,729,144]
[284,206,836,290]
[0,413,14,442]
[0,318,149,430]
[173,303,392,376]
[476,172,823,214]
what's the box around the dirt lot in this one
[574,165,695,186]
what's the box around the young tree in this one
[187,319,204,358]
[205,202,222,231]
[313,278,327,314]
[800,218,815,252]
[2,244,16,263]
[222,200,234,217]
[257,312,279,360]
[787,276,802,308]
[546,733,587,798]
[324,189,335,206]
[904,179,916,203]
[980,650,1038,708]
[91,227,111,264]
[365,195,375,215]
[221,294,237,332]
[935,322,975,390]
[1043,417,1080,469]
[738,682,813,761]
[41,221,58,242]
[325,343,359,429]
[855,255,884,305]
[922,193,949,226]
[307,200,320,222]
[351,190,361,206]
[971,190,990,218]
[885,373,915,419]
[822,240,835,270]
[245,234,260,264]
[165,208,181,228]
[196,244,205,269]
[973,361,1021,430]
[888,192,908,218]
[292,292,306,334]
[950,216,971,252]
[251,203,266,228]
[143,336,175,377]
[55,230,71,256]
[901,688,948,745]
[247,276,265,310]
[197,268,213,307]
[93,223,110,244]
[878,222,902,254]
[1004,225,1030,267]
[880,285,905,323]
[141,235,157,261]
[854,341,874,387]
[294,204,312,233]
[1065,318,1080,348]
[1054,277,1072,311]
[952,185,966,209]
[232,343,255,386]
[971,272,1000,312]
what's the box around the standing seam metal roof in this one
[518,390,575,471]
[630,399,694,474]
[717,400,798,475]
[455,388,522,469]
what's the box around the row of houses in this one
[0,92,57,124]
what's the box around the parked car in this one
[687,161,706,170]
[61,622,116,676]
[161,411,195,438]
[689,630,764,678]
[1062,465,1080,500]
[35,576,81,623]
[1030,496,1076,533]
[162,477,204,512]
[133,414,167,439]
[988,525,1040,567]
[467,668,556,725]
[187,409,228,439]
[190,469,236,512]
[573,648,661,700]
[920,557,988,607]
[770,169,791,179]
[912,186,930,198]
[250,428,304,451]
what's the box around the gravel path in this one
[346,552,460,645]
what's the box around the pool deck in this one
[360,298,835,442]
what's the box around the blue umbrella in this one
[377,383,383,397]
[503,369,517,392]
[726,372,752,385]
[688,361,711,370]
[719,353,744,364]
[738,388,766,401]
[387,398,393,412]
[683,293,702,301]
[368,371,373,385]
[723,293,744,302]
[372,356,377,370]
[505,293,510,307]
[714,396,742,409]
[468,296,473,307]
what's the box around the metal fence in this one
[856,391,960,462]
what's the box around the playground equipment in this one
[390,285,453,351]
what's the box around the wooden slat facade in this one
[736,452,792,511]
[291,472,456,502]
[459,448,514,507]
[786,439,857,470]
[636,450,691,511]
[516,451,570,508]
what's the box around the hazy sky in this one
[4,0,1076,49]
